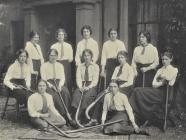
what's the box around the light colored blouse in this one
[112,63,134,87]
[101,39,127,66]
[75,38,99,66]
[4,61,31,90]
[132,43,159,74]
[28,92,64,119]
[25,41,44,73]
[51,42,73,62]
[102,92,135,123]
[152,65,178,88]
[40,62,65,88]
[76,62,99,88]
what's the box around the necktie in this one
[61,43,64,59]
[32,43,41,56]
[53,63,56,79]
[85,39,88,49]
[116,65,123,77]
[20,64,24,79]
[41,94,48,113]
[141,46,146,55]
[84,65,89,82]
[110,95,116,110]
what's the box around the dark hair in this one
[55,28,67,40]
[37,79,48,90]
[16,49,29,59]
[29,31,40,40]
[108,28,118,37]
[109,79,119,87]
[81,25,92,36]
[82,49,93,59]
[117,51,128,61]
[139,31,151,43]
[161,51,173,60]
[48,49,58,57]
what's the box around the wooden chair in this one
[163,74,180,131]
[1,87,27,120]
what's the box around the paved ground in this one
[0,96,186,140]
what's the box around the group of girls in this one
[3,24,178,135]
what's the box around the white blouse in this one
[101,39,127,66]
[40,62,65,88]
[152,65,178,88]
[51,42,73,62]
[132,43,159,71]
[102,92,135,123]
[28,92,63,119]
[76,62,99,88]
[112,63,134,87]
[4,61,31,90]
[75,38,99,66]
[25,41,44,73]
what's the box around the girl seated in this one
[28,79,66,130]
[130,51,178,127]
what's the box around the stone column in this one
[24,7,38,43]
[119,0,128,50]
[73,0,102,44]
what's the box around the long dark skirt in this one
[9,79,30,105]
[46,79,71,118]
[134,63,156,87]
[71,84,97,123]
[129,86,170,124]
[71,87,97,110]
[57,60,72,93]
[90,84,132,122]
[105,58,119,87]
[31,59,41,90]
[104,111,134,134]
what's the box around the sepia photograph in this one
[0,0,186,139]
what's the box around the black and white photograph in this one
[0,0,186,139]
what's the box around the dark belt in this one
[10,79,26,87]
[82,81,91,87]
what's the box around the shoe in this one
[69,120,79,129]
[85,119,98,127]
[61,125,69,131]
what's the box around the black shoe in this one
[85,119,98,127]
[69,120,79,128]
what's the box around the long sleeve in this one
[92,42,99,63]
[149,47,159,69]
[75,44,81,66]
[89,64,99,88]
[132,48,138,76]
[3,65,15,90]
[59,64,65,88]
[25,66,31,88]
[123,95,135,123]
[27,95,42,118]
[40,64,47,81]
[48,95,61,116]
[102,95,109,123]
[76,65,83,88]
[68,44,73,62]
[121,66,134,87]
[101,44,107,66]
[152,69,164,88]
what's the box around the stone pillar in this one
[73,0,102,44]
[24,7,38,43]
[119,0,128,51]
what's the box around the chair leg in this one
[1,96,10,120]
[16,101,20,120]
